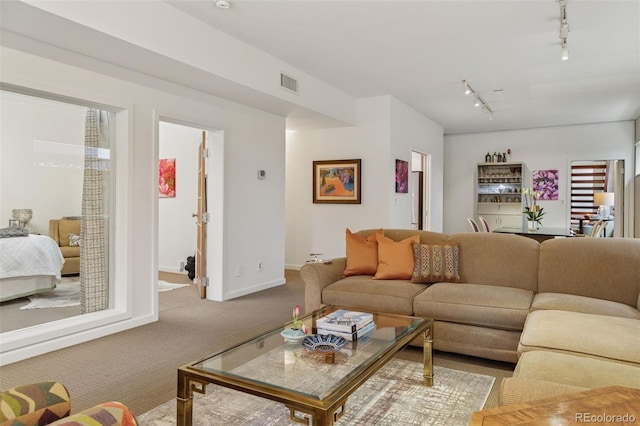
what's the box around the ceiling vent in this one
[280,73,298,93]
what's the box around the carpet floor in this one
[0,270,514,418]
[138,360,495,425]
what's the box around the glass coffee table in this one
[177,306,433,426]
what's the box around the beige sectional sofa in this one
[300,229,640,403]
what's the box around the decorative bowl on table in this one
[281,328,307,343]
[301,334,347,353]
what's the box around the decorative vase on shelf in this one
[528,220,540,231]
[281,328,306,343]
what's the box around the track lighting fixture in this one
[559,0,570,60]
[461,80,495,121]
[463,81,472,95]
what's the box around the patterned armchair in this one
[0,382,137,426]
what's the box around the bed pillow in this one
[411,243,461,283]
[374,232,420,280]
[344,228,382,276]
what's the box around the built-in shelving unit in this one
[475,162,529,231]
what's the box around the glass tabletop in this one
[189,306,429,401]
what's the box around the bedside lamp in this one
[593,192,614,218]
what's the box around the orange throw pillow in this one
[374,232,420,280]
[344,229,382,276]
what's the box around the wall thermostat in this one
[257,170,266,180]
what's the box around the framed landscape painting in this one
[313,159,361,204]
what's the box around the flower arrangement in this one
[522,188,546,224]
[291,305,308,334]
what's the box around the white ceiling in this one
[167,0,640,134]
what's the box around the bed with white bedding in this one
[0,234,64,302]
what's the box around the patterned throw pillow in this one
[68,233,81,247]
[411,244,461,283]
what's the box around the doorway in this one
[158,121,202,290]
[411,151,430,230]
[569,159,625,237]
[157,118,225,301]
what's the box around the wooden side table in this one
[470,386,640,425]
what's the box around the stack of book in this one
[316,309,375,341]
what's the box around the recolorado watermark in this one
[575,412,637,423]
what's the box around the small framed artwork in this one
[8,219,20,227]
[159,158,176,198]
[395,159,409,193]
[313,159,361,204]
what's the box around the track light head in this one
[473,96,481,107]
[463,80,472,95]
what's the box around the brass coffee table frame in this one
[177,307,433,426]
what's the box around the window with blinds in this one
[570,161,609,232]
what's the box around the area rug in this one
[158,281,190,292]
[138,359,495,425]
[19,278,80,310]
[20,280,189,309]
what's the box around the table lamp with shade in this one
[593,192,614,218]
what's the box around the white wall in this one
[0,93,84,234]
[157,121,200,274]
[285,96,444,269]
[444,121,636,236]
[1,46,286,364]
[389,97,444,230]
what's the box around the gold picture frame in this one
[312,159,361,204]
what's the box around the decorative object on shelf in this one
[485,152,491,163]
[507,148,512,162]
[281,305,308,343]
[532,170,559,200]
[395,159,408,193]
[312,159,361,204]
[523,188,546,227]
[502,152,507,162]
[11,209,32,228]
[492,152,498,163]
[301,334,348,353]
[159,158,176,198]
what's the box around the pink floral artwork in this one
[159,158,176,198]
[395,159,408,193]
[532,169,558,200]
